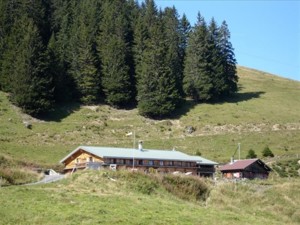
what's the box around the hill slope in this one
[0,170,299,225]
[0,66,299,167]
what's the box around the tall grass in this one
[0,155,40,185]
[0,170,299,225]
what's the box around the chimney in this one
[230,157,234,164]
[138,140,143,151]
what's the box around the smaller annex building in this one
[219,159,271,179]
[60,145,218,177]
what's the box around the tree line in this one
[0,0,238,118]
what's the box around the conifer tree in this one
[178,13,191,81]
[67,0,100,104]
[137,2,179,118]
[208,17,226,99]
[8,17,54,115]
[46,33,71,102]
[97,0,133,107]
[183,13,214,101]
[162,7,183,97]
[218,21,238,97]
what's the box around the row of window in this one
[104,158,196,167]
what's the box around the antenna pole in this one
[238,143,241,160]
[133,131,135,169]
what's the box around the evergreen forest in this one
[0,0,238,118]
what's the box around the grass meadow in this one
[0,66,299,167]
[0,66,299,224]
[0,170,299,225]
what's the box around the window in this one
[76,158,80,163]
[154,160,160,166]
[160,161,164,166]
[117,159,124,164]
[149,160,153,166]
[89,157,93,162]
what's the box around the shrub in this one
[159,174,209,201]
[195,150,202,156]
[246,149,257,159]
[262,146,274,157]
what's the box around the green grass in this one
[1,65,300,224]
[0,170,299,225]
[0,66,299,169]
[272,158,300,177]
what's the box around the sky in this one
[152,1,300,81]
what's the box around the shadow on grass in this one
[220,91,265,104]
[169,99,197,119]
[37,102,81,122]
[36,92,265,121]
[170,91,265,119]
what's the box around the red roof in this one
[220,159,258,171]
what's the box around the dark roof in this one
[219,159,271,171]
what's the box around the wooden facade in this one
[63,150,104,171]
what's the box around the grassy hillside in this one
[0,170,299,225]
[0,67,299,224]
[0,66,299,168]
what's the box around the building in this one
[219,159,271,179]
[60,145,218,177]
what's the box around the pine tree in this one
[8,17,54,115]
[137,3,179,118]
[262,146,274,157]
[0,0,23,91]
[67,0,101,104]
[46,33,71,102]
[208,17,226,99]
[162,7,183,97]
[246,149,257,159]
[97,0,133,107]
[218,21,238,97]
[183,13,214,101]
[178,13,191,83]
[49,0,77,101]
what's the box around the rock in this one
[23,121,32,129]
[186,126,196,134]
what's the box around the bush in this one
[262,146,274,157]
[246,149,257,159]
[195,150,202,156]
[159,174,209,201]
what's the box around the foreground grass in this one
[0,170,299,225]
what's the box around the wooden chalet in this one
[60,145,218,177]
[219,159,271,179]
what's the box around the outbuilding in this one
[219,159,271,179]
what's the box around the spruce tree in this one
[183,13,214,101]
[49,0,77,101]
[97,0,133,107]
[137,3,179,118]
[208,17,226,99]
[162,7,183,97]
[178,13,191,82]
[8,17,54,115]
[67,0,101,104]
[46,33,71,102]
[246,149,257,159]
[218,21,238,97]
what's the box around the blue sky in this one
[153,1,300,81]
